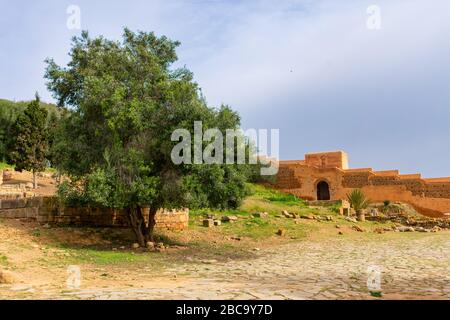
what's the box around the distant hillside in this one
[0,98,60,117]
[0,98,61,162]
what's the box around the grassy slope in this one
[0,162,12,170]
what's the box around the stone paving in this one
[1,234,449,300]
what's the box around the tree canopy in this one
[45,29,256,246]
[7,94,49,188]
[0,99,59,162]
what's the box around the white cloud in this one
[187,0,450,112]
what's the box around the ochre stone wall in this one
[0,197,189,231]
[271,151,450,217]
[305,151,349,170]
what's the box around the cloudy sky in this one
[1,0,449,177]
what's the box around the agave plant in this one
[347,189,371,221]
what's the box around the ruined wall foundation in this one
[0,196,189,231]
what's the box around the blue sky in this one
[1,0,450,177]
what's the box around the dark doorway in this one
[317,181,330,200]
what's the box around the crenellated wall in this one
[271,151,450,218]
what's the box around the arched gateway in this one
[316,181,330,201]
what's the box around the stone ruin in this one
[271,151,450,218]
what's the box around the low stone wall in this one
[0,196,189,231]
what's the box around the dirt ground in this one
[1,169,58,196]
[1,172,449,300]
[0,217,448,300]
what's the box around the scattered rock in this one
[214,220,222,226]
[326,216,334,221]
[203,219,214,228]
[345,217,357,223]
[204,214,216,220]
[43,223,51,229]
[25,182,34,189]
[201,259,218,265]
[338,231,344,235]
[132,243,140,249]
[431,226,441,233]
[156,242,165,248]
[0,270,15,284]
[230,236,241,241]
[300,215,315,220]
[253,212,269,219]
[155,243,166,252]
[253,248,260,251]
[335,224,341,229]
[276,229,286,236]
[352,225,365,232]
[2,170,13,181]
[397,226,415,232]
[146,242,155,250]
[221,216,238,223]
[281,211,294,218]
[374,228,385,234]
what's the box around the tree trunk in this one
[127,207,146,247]
[145,207,158,243]
[33,171,37,189]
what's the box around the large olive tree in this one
[45,29,255,246]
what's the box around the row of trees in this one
[0,99,59,163]
[39,29,260,246]
[1,29,263,245]
[1,96,61,188]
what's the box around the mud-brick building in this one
[271,151,450,217]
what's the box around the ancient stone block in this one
[221,215,238,222]
[203,219,214,227]
[252,212,268,219]
[1,199,19,210]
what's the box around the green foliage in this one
[247,184,307,207]
[7,94,49,174]
[0,162,12,170]
[383,200,391,207]
[347,189,371,213]
[0,100,23,161]
[45,29,256,242]
[266,193,305,206]
[0,253,8,266]
[0,98,60,162]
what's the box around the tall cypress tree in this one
[8,93,49,188]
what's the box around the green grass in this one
[0,161,56,172]
[0,162,12,170]
[189,184,322,240]
[0,253,9,266]
[68,249,149,265]
[41,245,165,267]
